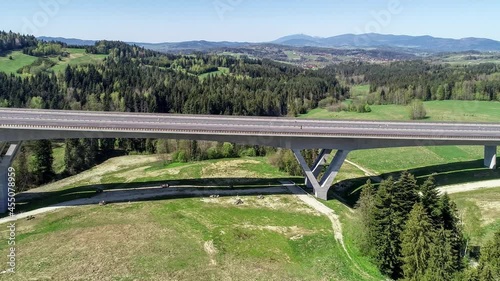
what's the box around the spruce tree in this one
[440,193,465,271]
[393,171,420,222]
[401,203,435,281]
[372,178,403,279]
[14,146,30,192]
[420,176,442,225]
[355,180,377,257]
[32,140,54,185]
[82,138,99,169]
[424,227,457,281]
[64,139,84,175]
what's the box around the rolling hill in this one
[39,33,500,53]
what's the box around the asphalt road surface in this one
[1,108,500,140]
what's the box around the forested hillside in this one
[323,61,500,105]
[1,32,344,190]
[0,31,37,53]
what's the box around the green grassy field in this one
[302,100,500,122]
[435,53,500,65]
[198,67,230,80]
[50,48,108,72]
[0,49,107,75]
[2,156,382,281]
[350,84,370,98]
[0,51,37,75]
[284,50,301,60]
[450,187,500,247]
[0,197,383,281]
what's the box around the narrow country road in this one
[438,179,500,194]
[0,186,288,225]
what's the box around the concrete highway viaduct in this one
[1,108,499,213]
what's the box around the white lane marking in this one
[1,124,500,142]
[1,117,500,133]
[5,144,17,156]
[2,108,500,128]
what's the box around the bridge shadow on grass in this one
[6,159,500,218]
[331,158,500,208]
[8,177,303,217]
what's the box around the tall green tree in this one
[424,227,457,281]
[439,193,465,271]
[420,176,442,225]
[14,146,31,192]
[372,178,403,279]
[355,180,377,257]
[401,203,435,281]
[82,138,99,169]
[32,140,54,185]
[64,139,84,175]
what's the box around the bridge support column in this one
[293,149,350,200]
[484,146,497,170]
[305,149,332,188]
[0,142,22,214]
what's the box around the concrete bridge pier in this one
[484,145,497,169]
[305,149,332,188]
[293,149,350,200]
[0,142,22,214]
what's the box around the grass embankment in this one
[15,152,366,214]
[1,156,382,281]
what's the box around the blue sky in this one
[1,0,499,42]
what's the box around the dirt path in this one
[0,186,288,225]
[281,181,374,280]
[345,160,382,182]
[438,179,500,194]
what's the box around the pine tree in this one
[401,203,435,281]
[370,172,421,279]
[82,138,99,169]
[440,193,465,271]
[393,171,420,222]
[355,180,377,257]
[372,178,403,279]
[424,227,456,281]
[420,176,442,225]
[32,140,54,185]
[14,146,31,192]
[64,139,84,175]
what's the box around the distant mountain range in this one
[271,34,500,52]
[38,33,500,53]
